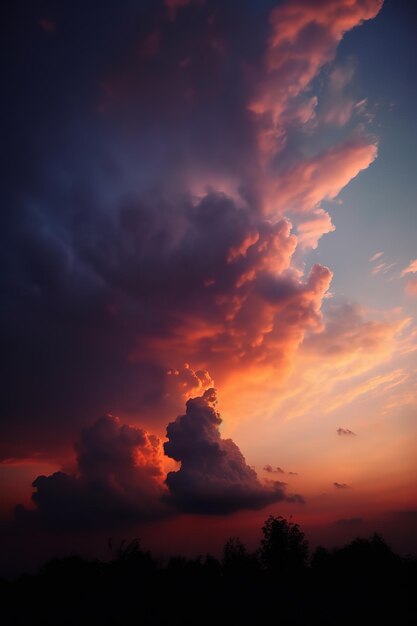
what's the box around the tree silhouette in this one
[1,516,416,625]
[222,537,259,578]
[259,515,309,576]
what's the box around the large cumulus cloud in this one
[20,415,168,528]
[163,389,303,514]
[0,0,382,462]
[16,391,302,526]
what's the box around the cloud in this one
[333,482,350,489]
[303,303,408,363]
[263,465,285,474]
[250,0,383,157]
[273,137,378,215]
[400,259,417,277]
[405,278,417,297]
[166,365,214,402]
[234,299,413,433]
[164,389,304,514]
[0,0,382,463]
[337,427,356,436]
[369,252,397,277]
[263,465,298,475]
[401,261,417,296]
[296,208,335,250]
[16,389,305,527]
[320,61,356,127]
[369,251,384,263]
[21,415,168,528]
[370,261,396,276]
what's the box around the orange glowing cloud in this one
[1,0,389,476]
[219,302,413,438]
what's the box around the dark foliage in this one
[1,517,416,625]
[259,515,309,576]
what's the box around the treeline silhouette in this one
[1,516,416,625]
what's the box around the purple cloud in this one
[164,389,304,514]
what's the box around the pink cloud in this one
[272,137,378,215]
[297,208,335,249]
[405,278,417,297]
[370,261,396,276]
[304,302,406,359]
[3,0,386,465]
[369,251,384,262]
[251,0,383,156]
[321,62,356,126]
[401,259,417,277]
[323,100,355,127]
[130,218,333,380]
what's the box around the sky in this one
[1,0,416,575]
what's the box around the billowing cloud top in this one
[1,0,383,470]
[25,415,167,528]
[18,391,302,526]
[164,389,302,513]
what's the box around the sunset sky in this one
[1,0,416,575]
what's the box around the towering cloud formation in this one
[252,0,382,135]
[17,392,302,526]
[164,389,302,514]
[0,0,383,464]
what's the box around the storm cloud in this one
[164,389,303,514]
[16,391,303,526]
[0,0,381,470]
[21,415,168,528]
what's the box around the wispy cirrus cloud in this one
[369,251,397,276]
[369,251,384,263]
